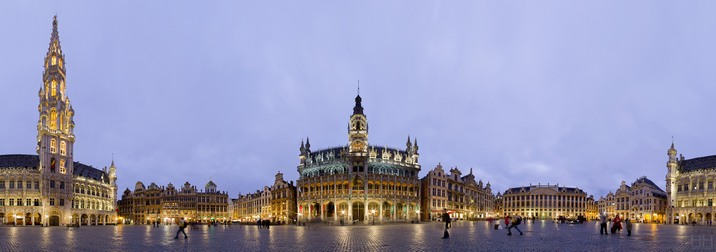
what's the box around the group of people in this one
[599,213,633,236]
[441,209,525,238]
[257,219,271,229]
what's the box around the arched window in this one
[50,139,57,153]
[59,159,66,174]
[52,55,57,65]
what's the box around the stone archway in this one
[90,214,97,225]
[326,202,335,219]
[25,213,32,225]
[396,203,405,220]
[34,213,41,225]
[311,202,321,220]
[49,210,61,226]
[0,213,4,224]
[81,214,88,225]
[382,202,392,221]
[368,202,380,223]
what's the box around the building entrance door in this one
[352,202,365,222]
[49,216,60,226]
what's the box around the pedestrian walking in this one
[441,209,451,239]
[506,214,523,236]
[625,218,632,236]
[257,219,262,229]
[174,217,188,240]
[599,212,608,235]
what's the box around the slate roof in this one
[0,154,39,169]
[0,154,108,183]
[73,161,110,183]
[632,177,664,192]
[504,185,584,195]
[679,155,716,173]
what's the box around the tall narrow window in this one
[59,159,66,174]
[50,111,57,129]
[51,80,57,97]
[60,141,66,156]
[50,139,57,153]
[52,55,57,65]
[50,158,56,173]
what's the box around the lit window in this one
[52,56,57,65]
[50,139,57,153]
[60,159,66,174]
[60,141,66,156]
[50,111,57,130]
[51,80,57,96]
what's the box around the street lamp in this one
[371,209,375,225]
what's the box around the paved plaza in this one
[0,221,715,251]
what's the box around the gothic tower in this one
[37,16,75,224]
[665,141,678,215]
[348,94,368,173]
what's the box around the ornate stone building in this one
[117,181,229,224]
[502,184,596,220]
[419,163,495,221]
[270,172,297,224]
[665,143,716,224]
[232,171,296,223]
[233,186,271,222]
[0,16,117,226]
[296,94,421,223]
[597,177,667,223]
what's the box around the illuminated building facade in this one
[117,181,229,224]
[502,184,595,220]
[0,16,117,226]
[233,186,271,222]
[232,171,296,223]
[597,177,666,223]
[296,94,422,223]
[665,143,716,224]
[419,163,495,221]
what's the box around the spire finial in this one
[357,80,360,96]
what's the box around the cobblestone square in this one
[2,221,716,251]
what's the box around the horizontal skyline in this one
[1,1,715,199]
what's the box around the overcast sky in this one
[1,1,715,199]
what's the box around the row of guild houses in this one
[116,181,229,224]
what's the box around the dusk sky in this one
[1,1,715,199]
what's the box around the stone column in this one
[379,204,383,222]
[334,203,338,222]
[348,202,353,222]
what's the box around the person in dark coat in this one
[441,209,451,239]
